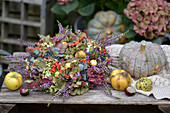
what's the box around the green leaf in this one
[104,1,119,13]
[121,62,127,64]
[125,30,137,38]
[52,72,55,77]
[78,4,95,16]
[110,64,118,69]
[76,81,82,86]
[115,97,121,99]
[79,0,94,8]
[51,3,66,15]
[70,90,76,95]
[61,0,78,14]
[124,24,137,38]
[77,88,81,95]
[122,17,133,26]
[25,79,34,83]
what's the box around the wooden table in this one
[0,84,170,113]
[0,51,170,113]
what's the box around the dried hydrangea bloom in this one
[58,0,72,5]
[124,0,170,39]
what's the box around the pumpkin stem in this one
[139,43,146,53]
[105,28,114,35]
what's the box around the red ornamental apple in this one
[124,86,136,96]
[20,87,30,96]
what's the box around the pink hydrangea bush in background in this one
[124,0,170,40]
[58,0,72,5]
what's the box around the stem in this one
[139,43,146,53]
[100,1,104,11]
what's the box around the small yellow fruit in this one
[110,70,132,91]
[5,72,22,90]
[62,41,68,47]
[65,63,71,68]
[78,50,87,58]
[55,71,60,78]
[62,41,67,45]
[90,60,97,66]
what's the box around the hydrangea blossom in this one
[124,0,170,39]
[58,0,72,5]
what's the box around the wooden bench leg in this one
[158,105,170,113]
[0,104,16,113]
[0,65,5,91]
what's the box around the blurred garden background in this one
[0,0,169,54]
[0,1,169,112]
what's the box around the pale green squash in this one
[119,41,167,79]
[87,11,126,43]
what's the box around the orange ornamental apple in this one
[110,70,132,91]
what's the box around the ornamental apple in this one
[90,60,97,66]
[110,70,132,91]
[5,72,22,90]
[65,63,71,68]
[20,87,30,96]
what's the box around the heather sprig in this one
[97,84,120,99]
[47,79,72,107]
[98,33,125,46]
[18,38,34,47]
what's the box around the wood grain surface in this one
[0,50,170,113]
[0,87,169,105]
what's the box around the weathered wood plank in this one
[1,1,9,42]
[23,0,43,5]
[0,88,169,105]
[7,24,40,38]
[4,0,22,2]
[2,0,9,18]
[158,105,170,113]
[0,0,54,53]
[0,104,16,113]
[23,20,41,27]
[0,17,41,27]
[1,23,8,39]
[42,0,55,35]
[20,2,27,51]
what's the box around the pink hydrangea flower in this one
[58,0,72,5]
[124,0,170,39]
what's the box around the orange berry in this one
[60,69,65,71]
[66,43,69,48]
[57,67,60,70]
[56,60,59,63]
[79,36,83,40]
